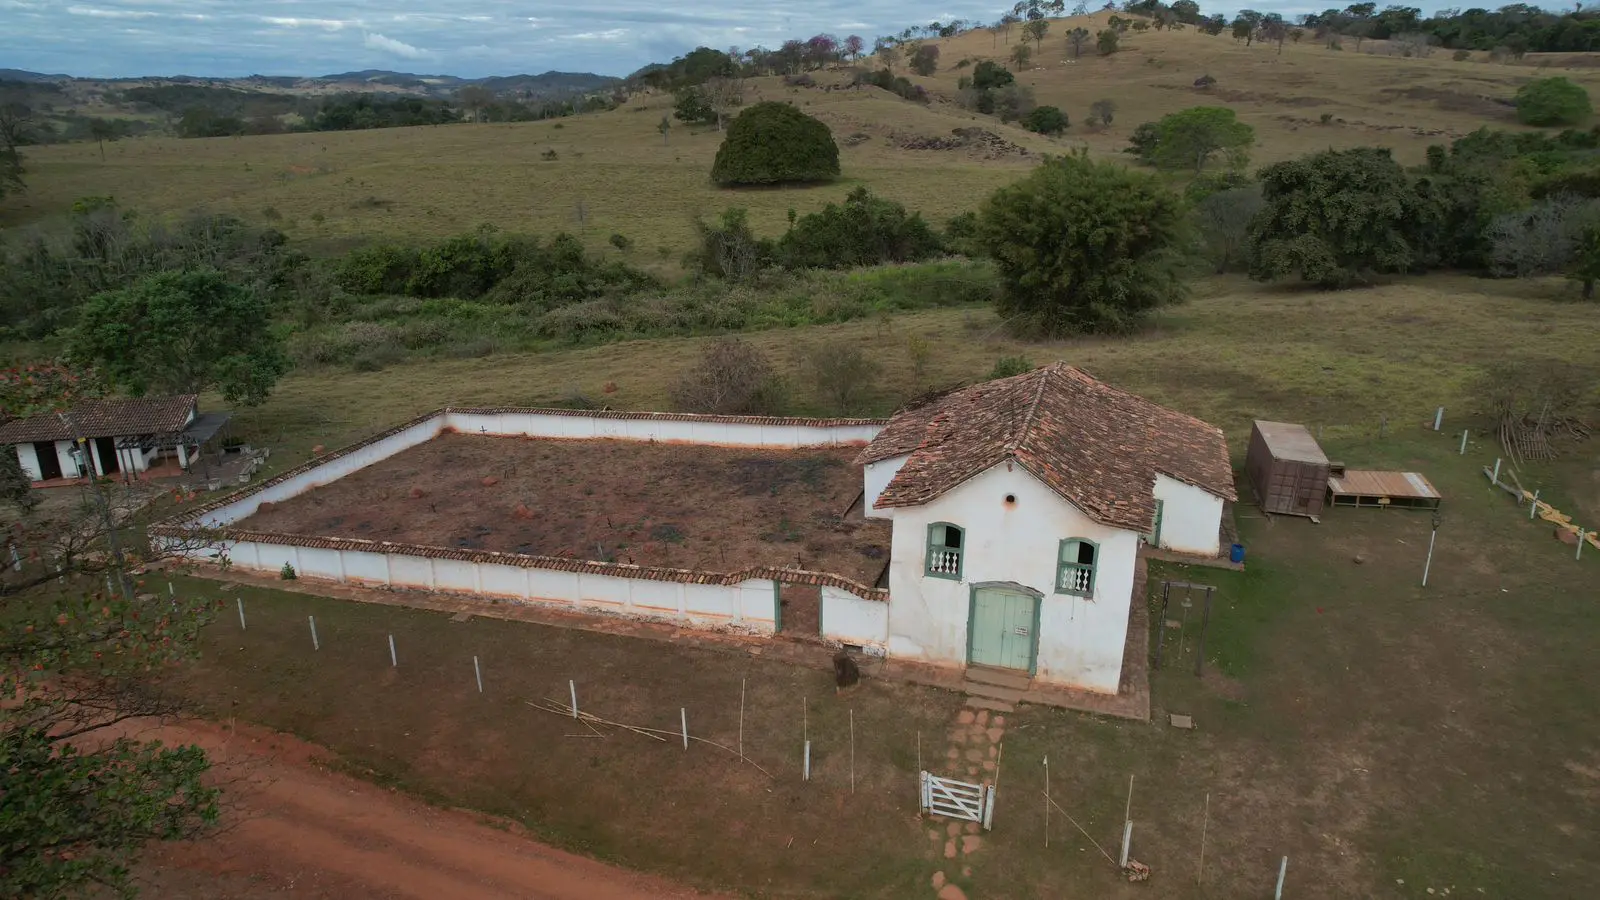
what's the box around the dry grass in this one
[220,273,1600,467]
[12,16,1600,254]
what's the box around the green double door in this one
[968,586,1040,673]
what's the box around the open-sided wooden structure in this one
[1246,421,1330,519]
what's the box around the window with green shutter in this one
[1057,538,1097,597]
[926,522,963,580]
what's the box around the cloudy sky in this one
[4,1,1396,79]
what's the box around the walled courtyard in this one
[238,433,891,585]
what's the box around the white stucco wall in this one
[884,462,1140,694]
[443,410,881,448]
[188,416,446,527]
[862,453,911,520]
[207,538,780,633]
[1152,474,1224,556]
[821,585,889,652]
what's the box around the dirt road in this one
[129,719,720,900]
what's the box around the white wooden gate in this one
[919,771,995,831]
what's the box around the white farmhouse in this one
[859,363,1235,694]
[0,395,229,485]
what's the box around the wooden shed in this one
[1246,421,1330,519]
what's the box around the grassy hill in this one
[11,13,1600,255]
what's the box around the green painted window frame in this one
[1148,499,1164,547]
[1056,538,1097,597]
[925,522,964,581]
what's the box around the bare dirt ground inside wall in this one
[242,433,891,584]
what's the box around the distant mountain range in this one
[0,67,618,98]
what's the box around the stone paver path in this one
[924,705,1007,900]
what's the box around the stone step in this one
[965,664,1033,691]
[963,680,1027,705]
[964,696,1016,713]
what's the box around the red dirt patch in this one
[239,434,891,584]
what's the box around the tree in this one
[1485,195,1600,278]
[1248,147,1417,287]
[1568,221,1600,298]
[703,76,746,130]
[71,268,289,406]
[1098,28,1121,55]
[1090,97,1116,124]
[971,60,1016,90]
[658,114,671,145]
[0,98,32,199]
[1195,185,1266,273]
[711,102,840,186]
[1066,27,1091,58]
[673,86,718,125]
[876,40,901,73]
[88,118,117,162]
[1012,43,1034,69]
[1024,18,1051,51]
[1131,106,1254,172]
[975,152,1187,335]
[843,35,866,61]
[1022,105,1069,134]
[1171,0,1202,23]
[909,43,941,76]
[1516,77,1592,127]
[457,85,494,122]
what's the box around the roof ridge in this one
[1006,364,1054,454]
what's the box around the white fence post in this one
[1459,429,1468,455]
[1120,820,1133,868]
[1275,856,1289,899]
[308,615,319,650]
[1434,406,1444,431]
[570,680,578,718]
[1531,490,1541,520]
[237,597,246,630]
[680,707,688,749]
[473,656,483,693]
[388,634,397,667]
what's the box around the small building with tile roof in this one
[857,363,1234,694]
[0,395,230,485]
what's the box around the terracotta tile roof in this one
[0,395,196,445]
[868,364,1235,531]
[147,525,888,601]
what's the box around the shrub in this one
[1485,195,1600,277]
[609,233,633,252]
[1090,98,1116,125]
[541,149,558,160]
[670,338,788,414]
[1183,170,1253,203]
[1516,77,1592,127]
[989,355,1034,379]
[1022,105,1069,135]
[854,69,929,103]
[991,84,1037,124]
[909,44,941,76]
[280,562,297,580]
[777,188,944,269]
[1098,29,1121,55]
[690,208,774,280]
[976,152,1187,335]
[1453,49,1472,61]
[711,102,840,186]
[807,341,882,414]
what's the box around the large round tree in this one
[975,152,1187,335]
[711,102,840,186]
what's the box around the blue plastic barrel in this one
[1229,543,1245,564]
